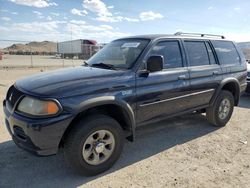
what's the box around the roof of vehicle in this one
[118,33,232,41]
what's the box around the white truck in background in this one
[57,39,98,59]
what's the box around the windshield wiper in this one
[82,61,89,67]
[90,63,116,70]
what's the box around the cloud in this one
[8,0,57,8]
[0,26,9,31]
[0,9,9,12]
[68,19,114,32]
[4,19,118,35]
[46,16,52,21]
[123,17,139,22]
[33,10,42,16]
[0,19,129,42]
[32,10,44,19]
[99,24,113,30]
[95,15,139,23]
[82,0,138,22]
[208,6,213,10]
[77,0,163,23]
[69,20,86,25]
[1,17,11,21]
[50,12,60,16]
[139,11,164,21]
[107,5,114,9]
[67,19,129,39]
[234,7,240,11]
[83,0,112,17]
[71,8,88,16]
[11,21,65,33]
[1,9,18,15]
[95,15,120,22]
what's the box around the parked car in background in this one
[3,33,247,176]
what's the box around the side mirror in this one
[147,55,164,72]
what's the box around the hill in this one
[238,42,250,60]
[4,41,57,54]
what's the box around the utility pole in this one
[71,26,74,67]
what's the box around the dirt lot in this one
[0,67,250,188]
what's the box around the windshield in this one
[87,39,150,69]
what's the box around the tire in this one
[206,90,234,127]
[64,115,124,176]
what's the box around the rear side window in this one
[185,41,210,66]
[211,41,240,65]
[150,41,183,68]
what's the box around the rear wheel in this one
[206,90,234,127]
[64,115,124,176]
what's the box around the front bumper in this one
[3,100,74,156]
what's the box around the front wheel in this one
[64,115,124,176]
[206,90,234,127]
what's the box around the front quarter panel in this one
[57,72,137,138]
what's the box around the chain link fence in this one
[0,40,104,68]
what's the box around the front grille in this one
[6,85,24,110]
[13,126,27,140]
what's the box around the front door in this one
[136,40,190,125]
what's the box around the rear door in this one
[184,40,222,108]
[136,39,190,125]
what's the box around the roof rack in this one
[174,32,225,39]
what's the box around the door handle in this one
[213,71,219,75]
[178,75,188,80]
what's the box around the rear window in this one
[185,41,210,66]
[211,41,240,65]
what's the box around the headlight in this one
[17,97,60,116]
[247,62,250,72]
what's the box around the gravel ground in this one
[0,67,250,188]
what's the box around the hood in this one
[15,66,127,98]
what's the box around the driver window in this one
[149,41,183,69]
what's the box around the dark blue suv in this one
[3,33,248,176]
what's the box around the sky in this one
[0,0,250,47]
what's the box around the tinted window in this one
[185,41,210,66]
[211,41,240,65]
[206,42,216,64]
[150,41,183,68]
